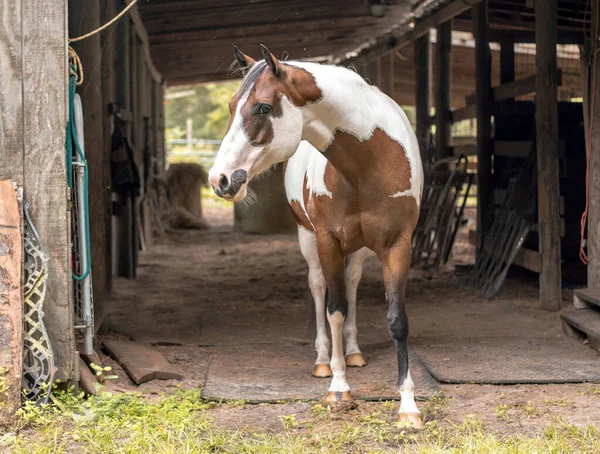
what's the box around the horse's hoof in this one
[312,363,333,377]
[345,353,367,367]
[325,391,352,402]
[397,412,423,429]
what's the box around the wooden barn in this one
[1,0,600,415]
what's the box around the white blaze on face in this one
[210,91,304,194]
[209,92,252,187]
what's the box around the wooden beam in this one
[124,0,161,83]
[0,181,22,417]
[588,0,600,289]
[100,0,117,305]
[513,247,542,273]
[435,21,452,160]
[451,104,477,122]
[113,15,135,278]
[535,0,562,310]
[466,70,563,104]
[0,0,24,415]
[338,0,482,67]
[366,58,379,87]
[23,0,73,381]
[473,1,492,252]
[415,28,431,166]
[378,52,395,98]
[500,35,515,84]
[69,0,109,315]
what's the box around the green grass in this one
[2,388,600,454]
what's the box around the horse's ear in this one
[260,44,281,76]
[233,46,256,69]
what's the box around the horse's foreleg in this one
[298,227,332,377]
[317,232,351,402]
[344,248,368,367]
[380,237,422,429]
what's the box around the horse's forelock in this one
[239,61,268,96]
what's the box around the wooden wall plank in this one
[535,0,562,310]
[99,0,118,309]
[414,29,431,166]
[0,181,22,417]
[435,21,452,159]
[69,0,109,313]
[0,0,24,414]
[588,1,600,289]
[473,1,493,252]
[22,0,73,380]
[113,15,135,278]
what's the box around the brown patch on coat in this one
[227,63,322,146]
[303,128,418,255]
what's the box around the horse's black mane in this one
[239,61,268,95]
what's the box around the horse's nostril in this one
[218,174,229,193]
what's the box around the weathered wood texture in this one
[69,0,109,310]
[473,1,493,249]
[435,20,452,159]
[500,35,515,84]
[0,0,24,185]
[99,0,118,306]
[366,59,379,87]
[0,0,24,413]
[113,16,135,278]
[414,30,431,166]
[378,52,394,98]
[588,0,600,289]
[22,0,73,380]
[0,180,22,417]
[535,0,562,310]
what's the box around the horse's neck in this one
[294,62,422,202]
[298,63,414,183]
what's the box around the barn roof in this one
[136,0,590,86]
[137,0,418,85]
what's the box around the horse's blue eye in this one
[258,104,272,114]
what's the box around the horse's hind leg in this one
[380,237,422,429]
[344,248,368,367]
[298,226,332,378]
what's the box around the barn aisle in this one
[102,206,599,401]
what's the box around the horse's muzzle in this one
[213,169,248,199]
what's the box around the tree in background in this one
[165,81,240,140]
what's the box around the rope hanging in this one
[69,0,139,43]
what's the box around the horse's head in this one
[209,45,322,201]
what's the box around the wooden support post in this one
[435,21,452,159]
[378,52,395,98]
[113,16,135,278]
[0,181,22,418]
[535,0,562,310]
[23,0,73,381]
[156,83,166,171]
[588,1,600,289]
[0,0,24,416]
[99,0,117,306]
[69,0,108,310]
[415,29,432,167]
[500,35,515,84]
[473,1,492,252]
[366,59,379,87]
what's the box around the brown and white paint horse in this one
[209,46,424,428]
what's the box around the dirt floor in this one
[98,201,600,438]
